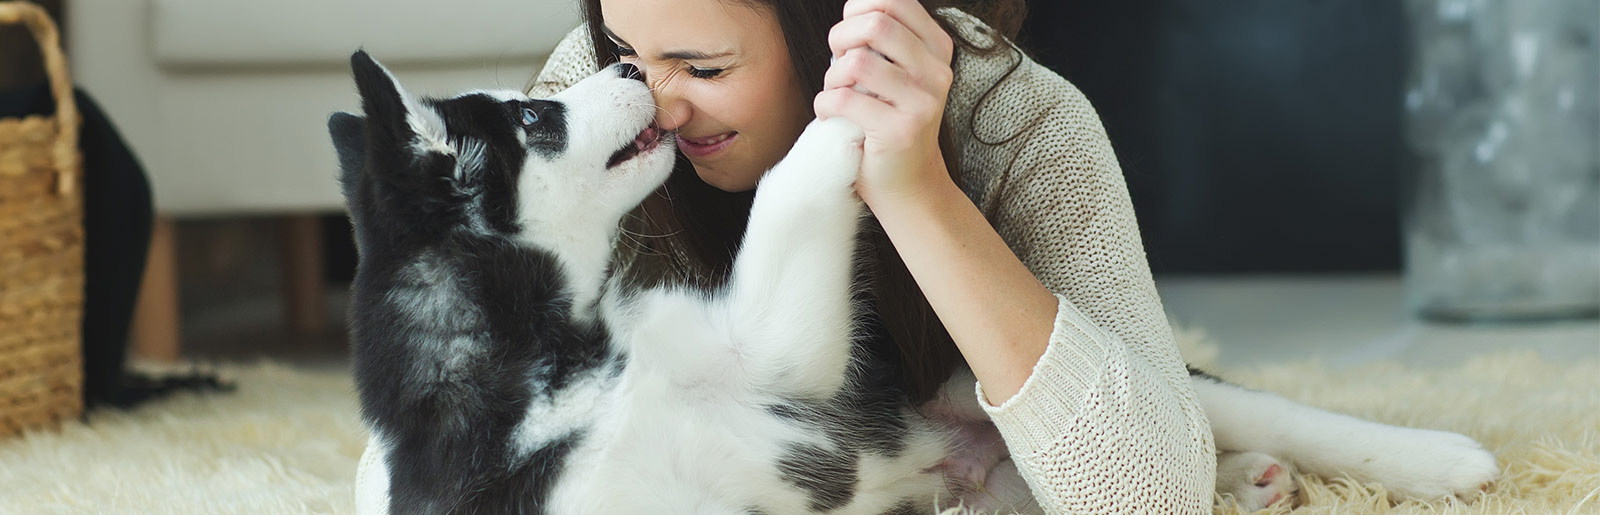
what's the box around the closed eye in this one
[687,66,723,79]
[612,40,724,80]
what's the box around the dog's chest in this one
[535,365,825,513]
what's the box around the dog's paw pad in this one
[1254,463,1283,487]
[1218,451,1299,511]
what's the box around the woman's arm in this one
[866,168,1058,404]
[819,3,1216,512]
[811,0,1055,403]
[958,115,1217,513]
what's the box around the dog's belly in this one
[543,367,817,513]
[541,365,949,514]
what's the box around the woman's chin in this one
[692,164,759,193]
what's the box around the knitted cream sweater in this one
[527,10,1217,514]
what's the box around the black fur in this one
[334,50,612,514]
[1188,365,1221,382]
[334,51,939,513]
[762,315,916,509]
[777,443,859,511]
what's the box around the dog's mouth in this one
[605,124,667,169]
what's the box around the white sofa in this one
[65,0,583,357]
[68,0,581,214]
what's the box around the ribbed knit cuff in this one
[975,293,1121,455]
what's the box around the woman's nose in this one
[651,82,692,132]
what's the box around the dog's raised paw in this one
[806,116,866,150]
[762,117,866,197]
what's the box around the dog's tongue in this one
[635,127,658,148]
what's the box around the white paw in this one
[1353,427,1498,502]
[801,116,866,152]
[779,117,864,192]
[1217,451,1298,511]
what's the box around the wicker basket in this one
[0,1,85,438]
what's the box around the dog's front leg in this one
[723,117,866,400]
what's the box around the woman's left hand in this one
[814,0,955,206]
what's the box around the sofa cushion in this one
[152,0,580,69]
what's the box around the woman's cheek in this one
[683,81,737,124]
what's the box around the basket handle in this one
[0,1,80,195]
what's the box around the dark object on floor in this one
[0,82,226,409]
[105,367,236,407]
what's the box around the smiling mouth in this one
[606,124,666,169]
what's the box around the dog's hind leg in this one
[1191,370,1498,503]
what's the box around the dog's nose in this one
[618,63,645,83]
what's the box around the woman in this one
[525,0,1215,511]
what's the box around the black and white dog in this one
[332,51,1497,514]
[334,51,971,514]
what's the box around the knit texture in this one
[528,10,1216,514]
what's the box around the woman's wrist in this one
[863,158,1057,404]
[857,149,960,218]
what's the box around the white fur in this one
[1215,450,1297,509]
[451,138,495,235]
[371,63,452,159]
[509,363,618,461]
[512,70,675,318]
[540,118,960,514]
[353,68,1025,512]
[451,138,486,184]
[383,254,488,390]
[384,252,482,330]
[1194,375,1499,505]
[355,61,1503,513]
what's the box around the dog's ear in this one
[349,50,408,136]
[328,111,365,190]
[348,50,451,159]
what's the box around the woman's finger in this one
[841,0,952,61]
[824,47,919,108]
[827,10,946,79]
[814,86,898,131]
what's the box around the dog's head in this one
[330,51,673,272]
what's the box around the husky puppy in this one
[332,51,1497,514]
[334,51,964,514]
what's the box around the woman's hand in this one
[814,0,956,207]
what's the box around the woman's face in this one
[600,0,814,192]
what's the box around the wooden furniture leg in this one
[131,215,180,361]
[281,214,326,336]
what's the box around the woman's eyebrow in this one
[601,24,733,61]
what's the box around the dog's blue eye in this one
[520,107,539,126]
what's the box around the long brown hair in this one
[577,0,1026,403]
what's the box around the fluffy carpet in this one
[1,331,1595,514]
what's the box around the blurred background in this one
[2,0,1595,379]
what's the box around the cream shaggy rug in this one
[2,331,1596,514]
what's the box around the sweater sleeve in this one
[526,25,598,98]
[960,48,1217,514]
